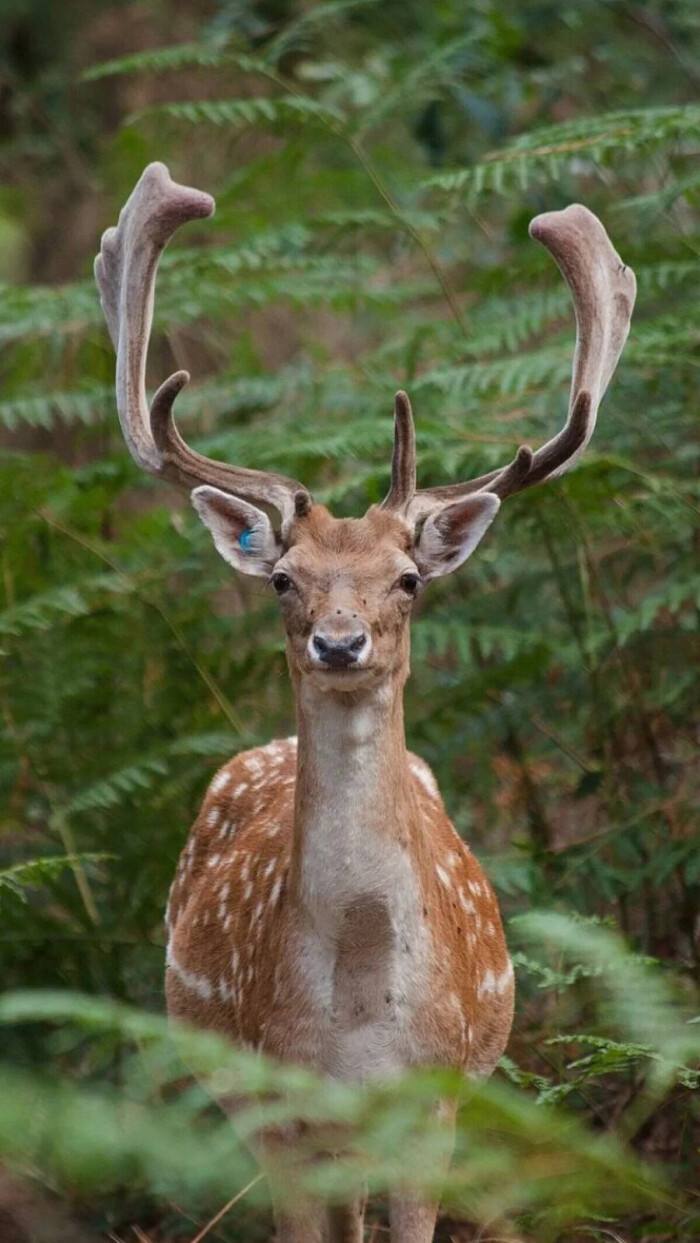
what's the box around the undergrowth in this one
[0,1,698,1239]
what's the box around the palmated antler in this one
[95,163,311,529]
[382,204,636,520]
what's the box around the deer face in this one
[192,490,501,695]
[272,506,419,693]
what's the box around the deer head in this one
[96,163,636,695]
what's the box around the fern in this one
[426,106,700,198]
[82,40,265,81]
[55,733,250,819]
[0,855,111,902]
[0,574,140,636]
[131,95,347,133]
[0,386,115,430]
[546,1034,700,1090]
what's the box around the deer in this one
[95,163,636,1243]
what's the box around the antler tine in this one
[381,390,416,511]
[406,204,636,519]
[149,374,312,519]
[95,162,310,529]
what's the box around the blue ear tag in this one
[238,528,254,553]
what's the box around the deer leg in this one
[389,1100,456,1243]
[273,1204,328,1243]
[389,1194,440,1243]
[328,1189,367,1243]
[272,1181,365,1243]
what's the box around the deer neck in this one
[289,673,424,931]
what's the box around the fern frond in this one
[130,95,346,133]
[0,386,114,430]
[0,574,138,637]
[0,281,99,344]
[56,733,252,820]
[264,0,381,62]
[0,855,111,902]
[82,40,264,81]
[614,171,700,216]
[426,106,700,197]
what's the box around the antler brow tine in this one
[95,162,310,529]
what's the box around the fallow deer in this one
[95,163,636,1243]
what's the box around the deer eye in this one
[399,571,420,596]
[271,571,293,596]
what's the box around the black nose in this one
[312,632,367,668]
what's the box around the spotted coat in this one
[166,736,513,1077]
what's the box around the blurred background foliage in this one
[0,0,698,1240]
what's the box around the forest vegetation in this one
[0,1,698,1240]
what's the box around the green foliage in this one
[426,105,700,198]
[0,0,698,1239]
[0,854,111,903]
[0,913,694,1233]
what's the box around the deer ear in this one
[192,486,282,578]
[414,493,500,580]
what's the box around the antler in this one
[95,162,311,528]
[382,204,636,519]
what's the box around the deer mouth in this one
[310,663,377,692]
[317,663,367,677]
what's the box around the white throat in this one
[290,680,431,1079]
[291,680,418,929]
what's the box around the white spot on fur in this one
[497,960,514,993]
[458,888,476,914]
[449,991,467,1057]
[167,944,212,1000]
[210,770,230,794]
[478,969,496,998]
[478,964,512,999]
[410,759,439,799]
[435,864,451,890]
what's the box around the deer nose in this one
[312,631,367,668]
